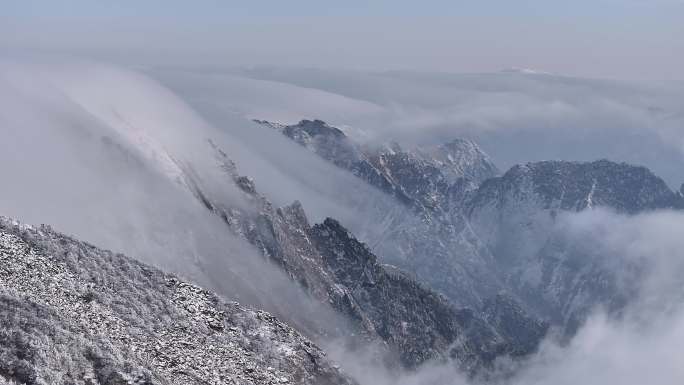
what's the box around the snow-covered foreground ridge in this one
[0,216,354,385]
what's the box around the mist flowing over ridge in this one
[0,57,376,335]
[1,55,684,385]
[3,1,684,383]
[152,67,684,188]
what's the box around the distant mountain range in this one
[258,118,684,338]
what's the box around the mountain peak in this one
[288,119,347,140]
[417,138,499,185]
[473,159,681,214]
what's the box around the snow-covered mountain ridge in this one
[186,142,547,371]
[255,119,507,313]
[263,118,684,336]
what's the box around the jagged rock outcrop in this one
[310,219,547,370]
[0,217,355,385]
[254,119,414,206]
[257,119,506,311]
[256,119,499,211]
[417,139,500,186]
[194,140,546,372]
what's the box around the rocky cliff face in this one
[310,218,547,371]
[417,139,500,186]
[466,159,680,268]
[254,119,414,206]
[467,160,684,332]
[188,142,547,372]
[0,217,355,385]
[256,119,506,311]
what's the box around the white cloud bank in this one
[508,209,684,385]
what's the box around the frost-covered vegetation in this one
[0,218,354,385]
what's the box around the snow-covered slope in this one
[0,217,354,385]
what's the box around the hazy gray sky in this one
[2,0,683,80]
